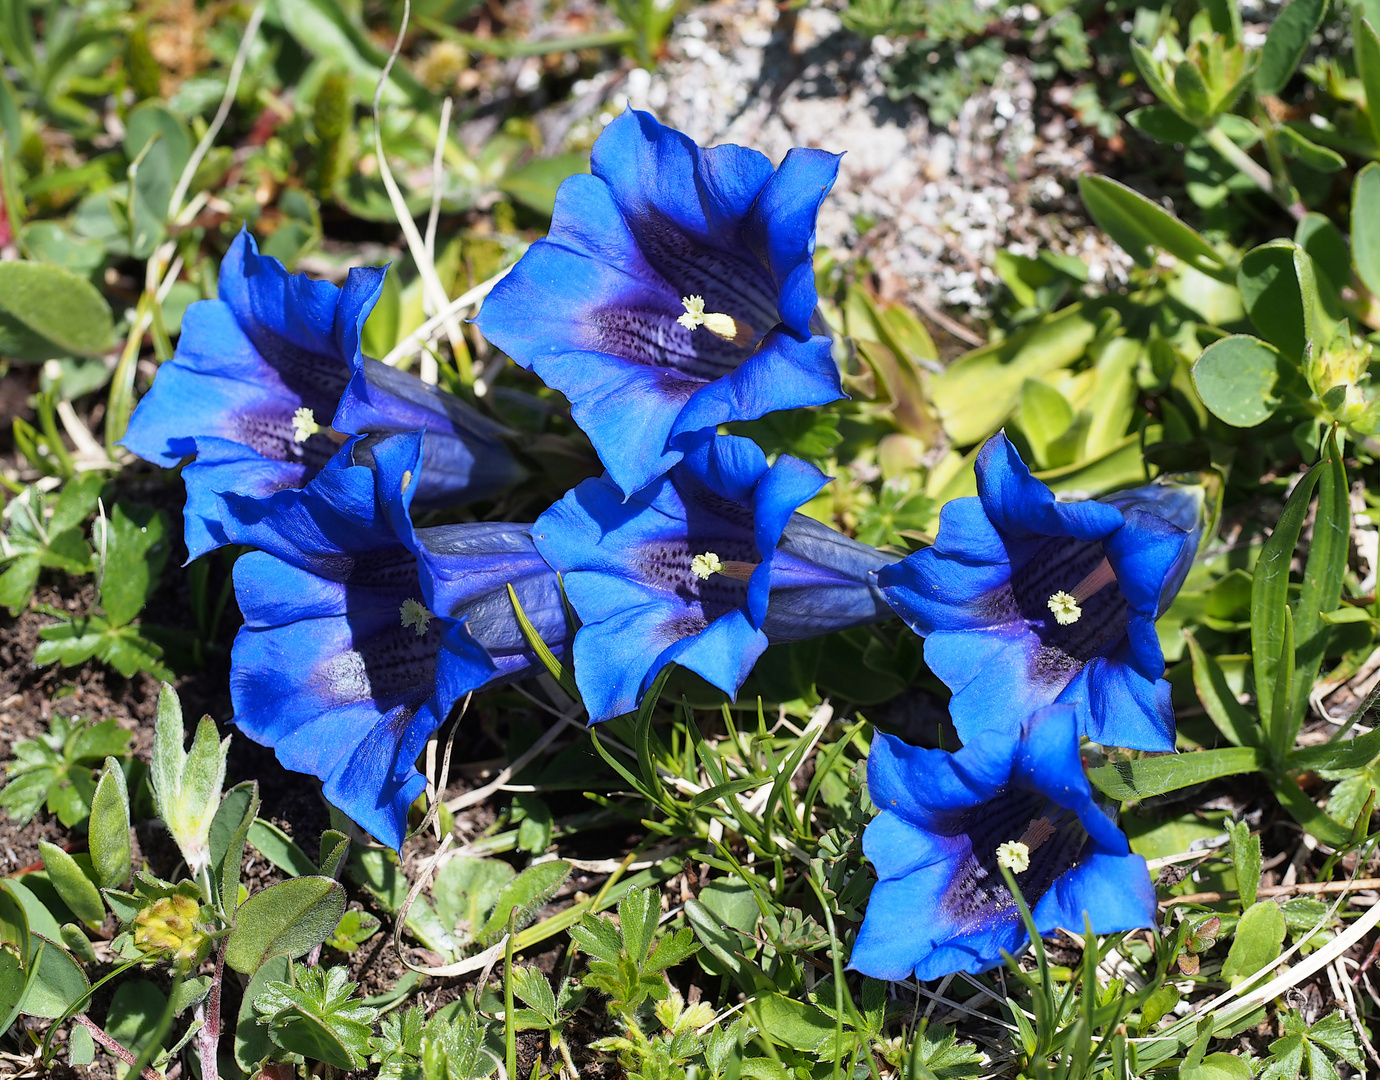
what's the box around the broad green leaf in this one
[0,261,114,362]
[930,304,1095,445]
[88,758,131,890]
[1127,105,1200,144]
[1088,746,1263,802]
[224,877,347,974]
[685,899,771,992]
[128,135,173,259]
[4,878,62,942]
[755,993,842,1054]
[1238,242,1310,361]
[1277,125,1346,173]
[1221,900,1286,985]
[1191,335,1285,427]
[1182,1053,1254,1080]
[1017,379,1074,466]
[105,980,168,1079]
[18,935,89,1019]
[1228,819,1262,908]
[1356,18,1380,146]
[432,856,514,949]
[1256,0,1328,95]
[478,861,570,946]
[248,819,317,878]
[0,944,26,1039]
[100,503,169,627]
[122,101,191,179]
[616,882,660,965]
[510,966,557,1025]
[151,685,229,877]
[497,153,589,216]
[235,954,289,1073]
[1296,212,1351,301]
[1252,462,1322,734]
[1353,163,1380,300]
[209,782,258,887]
[169,976,212,1016]
[37,843,103,931]
[1078,174,1230,278]
[254,966,377,1071]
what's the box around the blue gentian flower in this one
[122,231,524,560]
[476,108,843,496]
[877,433,1204,752]
[224,431,564,849]
[851,704,1156,981]
[533,434,896,723]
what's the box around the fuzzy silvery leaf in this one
[151,683,229,876]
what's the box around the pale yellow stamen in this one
[399,598,432,637]
[997,841,1030,873]
[996,816,1058,875]
[677,295,752,345]
[1048,591,1081,625]
[691,552,723,580]
[291,407,319,443]
[1048,557,1119,627]
[400,469,413,494]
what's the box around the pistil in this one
[995,815,1058,875]
[691,551,758,582]
[399,598,432,637]
[292,407,320,443]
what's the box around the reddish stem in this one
[74,1014,167,1080]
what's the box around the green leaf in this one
[1277,125,1346,173]
[1127,105,1201,144]
[507,583,579,701]
[219,784,260,918]
[1238,242,1310,361]
[1356,18,1380,147]
[497,153,589,216]
[1272,777,1352,846]
[1256,0,1328,95]
[929,304,1096,445]
[99,503,169,627]
[1078,174,1230,278]
[1182,1053,1255,1080]
[38,843,103,931]
[478,861,570,946]
[1289,726,1380,772]
[88,758,131,891]
[510,966,557,1026]
[105,980,168,1079]
[0,943,25,1039]
[1088,746,1264,802]
[1229,819,1262,908]
[1289,430,1349,730]
[224,877,347,975]
[1186,631,1259,747]
[18,935,89,1019]
[1221,900,1286,986]
[1353,163,1380,299]
[169,975,212,1016]
[432,856,515,950]
[248,819,318,878]
[235,954,289,1073]
[755,993,841,1054]
[1191,334,1285,427]
[0,261,115,362]
[151,685,229,878]
[254,965,378,1071]
[1252,462,1323,734]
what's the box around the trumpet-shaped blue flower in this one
[877,433,1203,751]
[533,434,896,723]
[851,704,1155,981]
[224,431,564,849]
[122,231,523,560]
[476,108,843,496]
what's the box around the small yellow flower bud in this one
[134,894,209,968]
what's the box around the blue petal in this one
[179,437,309,560]
[928,626,1075,742]
[567,594,688,721]
[850,863,960,981]
[658,606,768,701]
[877,498,1014,635]
[977,432,1124,542]
[669,328,842,443]
[219,230,384,372]
[1062,648,1176,751]
[866,732,997,828]
[1010,704,1127,853]
[861,801,957,881]
[1104,509,1192,619]
[764,515,897,639]
[1034,849,1156,938]
[678,430,769,504]
[743,147,841,334]
[335,358,526,508]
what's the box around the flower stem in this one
[74,1015,168,1080]
[1203,124,1306,222]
